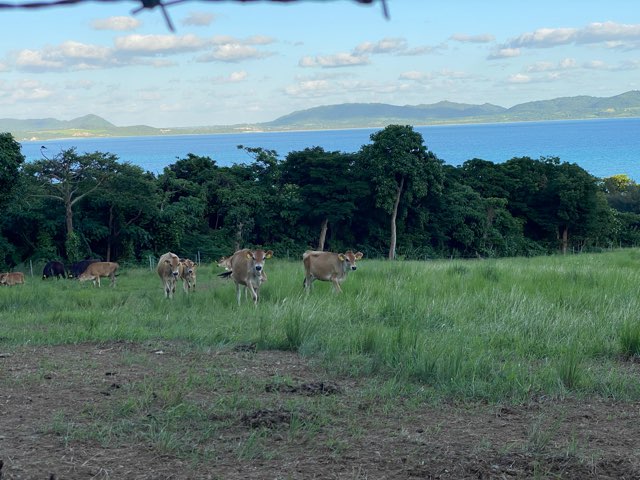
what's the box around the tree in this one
[23,148,119,260]
[0,133,25,209]
[359,125,443,259]
[280,147,364,250]
[83,162,159,261]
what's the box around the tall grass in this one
[2,249,640,402]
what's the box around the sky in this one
[1,0,639,128]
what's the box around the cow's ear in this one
[265,250,273,259]
[246,252,253,259]
[338,254,345,261]
[355,252,364,260]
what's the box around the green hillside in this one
[3,91,640,140]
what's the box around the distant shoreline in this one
[16,115,640,143]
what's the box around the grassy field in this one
[3,249,640,404]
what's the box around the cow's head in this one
[181,259,196,276]
[0,273,6,285]
[217,256,232,271]
[246,249,273,273]
[338,250,364,271]
[165,253,180,277]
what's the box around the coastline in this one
[14,114,640,142]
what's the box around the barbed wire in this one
[0,0,389,32]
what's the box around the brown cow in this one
[229,248,273,305]
[217,254,267,282]
[303,250,363,293]
[0,272,25,286]
[178,258,197,293]
[217,255,232,270]
[157,252,181,299]
[78,261,119,287]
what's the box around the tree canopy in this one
[1,128,635,269]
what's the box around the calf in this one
[157,252,181,298]
[42,261,66,280]
[179,258,197,293]
[78,261,119,287]
[303,250,363,293]
[68,259,100,278]
[229,248,273,305]
[0,272,25,286]
[217,256,232,271]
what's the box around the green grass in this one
[3,249,640,403]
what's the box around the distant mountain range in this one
[4,91,640,141]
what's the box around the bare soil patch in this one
[1,341,640,479]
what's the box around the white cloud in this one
[507,73,531,83]
[355,37,407,54]
[450,33,495,43]
[114,34,205,54]
[14,49,65,71]
[0,79,55,104]
[181,12,215,27]
[91,16,140,31]
[488,48,520,60]
[12,41,114,72]
[399,71,434,82]
[583,60,609,70]
[299,52,369,68]
[526,58,577,72]
[208,71,248,84]
[197,44,273,62]
[504,21,640,50]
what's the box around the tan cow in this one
[229,248,273,305]
[303,250,363,293]
[78,261,119,287]
[157,252,181,298]
[217,254,267,282]
[0,272,25,286]
[216,256,233,271]
[178,258,197,293]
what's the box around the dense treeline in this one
[2,125,640,268]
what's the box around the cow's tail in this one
[218,271,232,279]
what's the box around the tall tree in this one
[359,125,443,259]
[281,147,364,250]
[23,148,119,260]
[0,133,25,209]
[84,162,159,261]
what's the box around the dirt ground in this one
[1,341,640,479]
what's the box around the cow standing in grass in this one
[78,262,119,287]
[157,252,181,299]
[42,261,66,280]
[229,248,273,305]
[179,258,197,294]
[68,259,100,279]
[303,250,363,293]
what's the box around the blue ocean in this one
[19,117,640,181]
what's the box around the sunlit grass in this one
[3,249,640,402]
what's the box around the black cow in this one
[42,261,66,280]
[68,259,100,279]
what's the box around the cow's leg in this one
[247,282,258,305]
[235,283,242,305]
[331,275,342,293]
[303,275,314,292]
